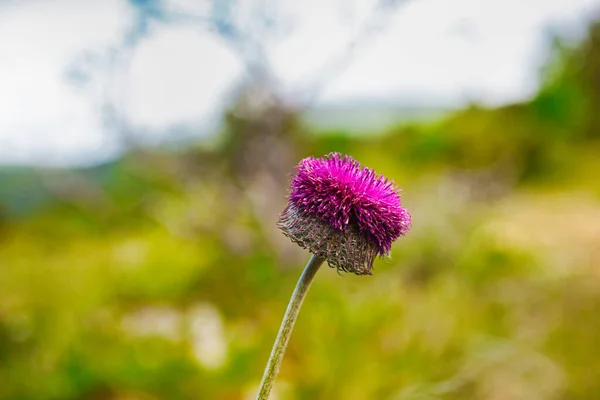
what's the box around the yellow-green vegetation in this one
[1,21,600,400]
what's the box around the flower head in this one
[278,152,411,275]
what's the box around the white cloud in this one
[124,26,242,130]
[0,0,133,165]
[317,0,600,105]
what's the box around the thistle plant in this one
[256,153,411,399]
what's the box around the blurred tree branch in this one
[67,0,411,147]
[294,0,411,108]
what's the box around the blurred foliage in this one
[2,19,600,400]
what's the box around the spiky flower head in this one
[278,152,411,275]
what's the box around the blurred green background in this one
[2,3,600,400]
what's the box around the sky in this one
[0,0,599,166]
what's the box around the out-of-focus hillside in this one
[1,19,600,400]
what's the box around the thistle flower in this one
[256,153,411,400]
[278,152,411,275]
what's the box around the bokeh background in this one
[2,1,600,399]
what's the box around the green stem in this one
[255,254,325,400]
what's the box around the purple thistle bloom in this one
[278,152,411,275]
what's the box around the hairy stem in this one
[255,254,325,400]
